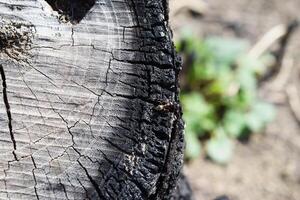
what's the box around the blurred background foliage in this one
[176,33,275,164]
[170,0,300,199]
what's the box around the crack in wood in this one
[0,64,17,160]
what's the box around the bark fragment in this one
[0,18,34,62]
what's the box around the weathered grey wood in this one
[0,0,184,199]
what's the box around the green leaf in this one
[177,33,276,162]
[205,37,249,66]
[254,101,276,123]
[185,130,202,159]
[237,67,256,91]
[245,101,275,132]
[181,93,216,134]
[206,69,233,96]
[245,115,262,133]
[190,61,214,81]
[181,93,209,114]
[206,128,234,164]
[183,112,206,137]
[223,110,246,138]
[238,54,276,76]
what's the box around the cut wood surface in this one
[0,0,184,199]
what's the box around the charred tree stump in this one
[0,0,186,199]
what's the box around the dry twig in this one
[286,84,300,125]
[169,0,208,17]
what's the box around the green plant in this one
[177,33,275,164]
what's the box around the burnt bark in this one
[0,0,186,199]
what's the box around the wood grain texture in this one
[0,0,184,199]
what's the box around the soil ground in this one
[170,0,300,199]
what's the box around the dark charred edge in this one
[128,0,185,199]
[162,0,169,22]
[170,173,195,200]
[0,64,17,160]
[150,44,184,200]
[148,1,185,199]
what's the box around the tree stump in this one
[0,0,185,199]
